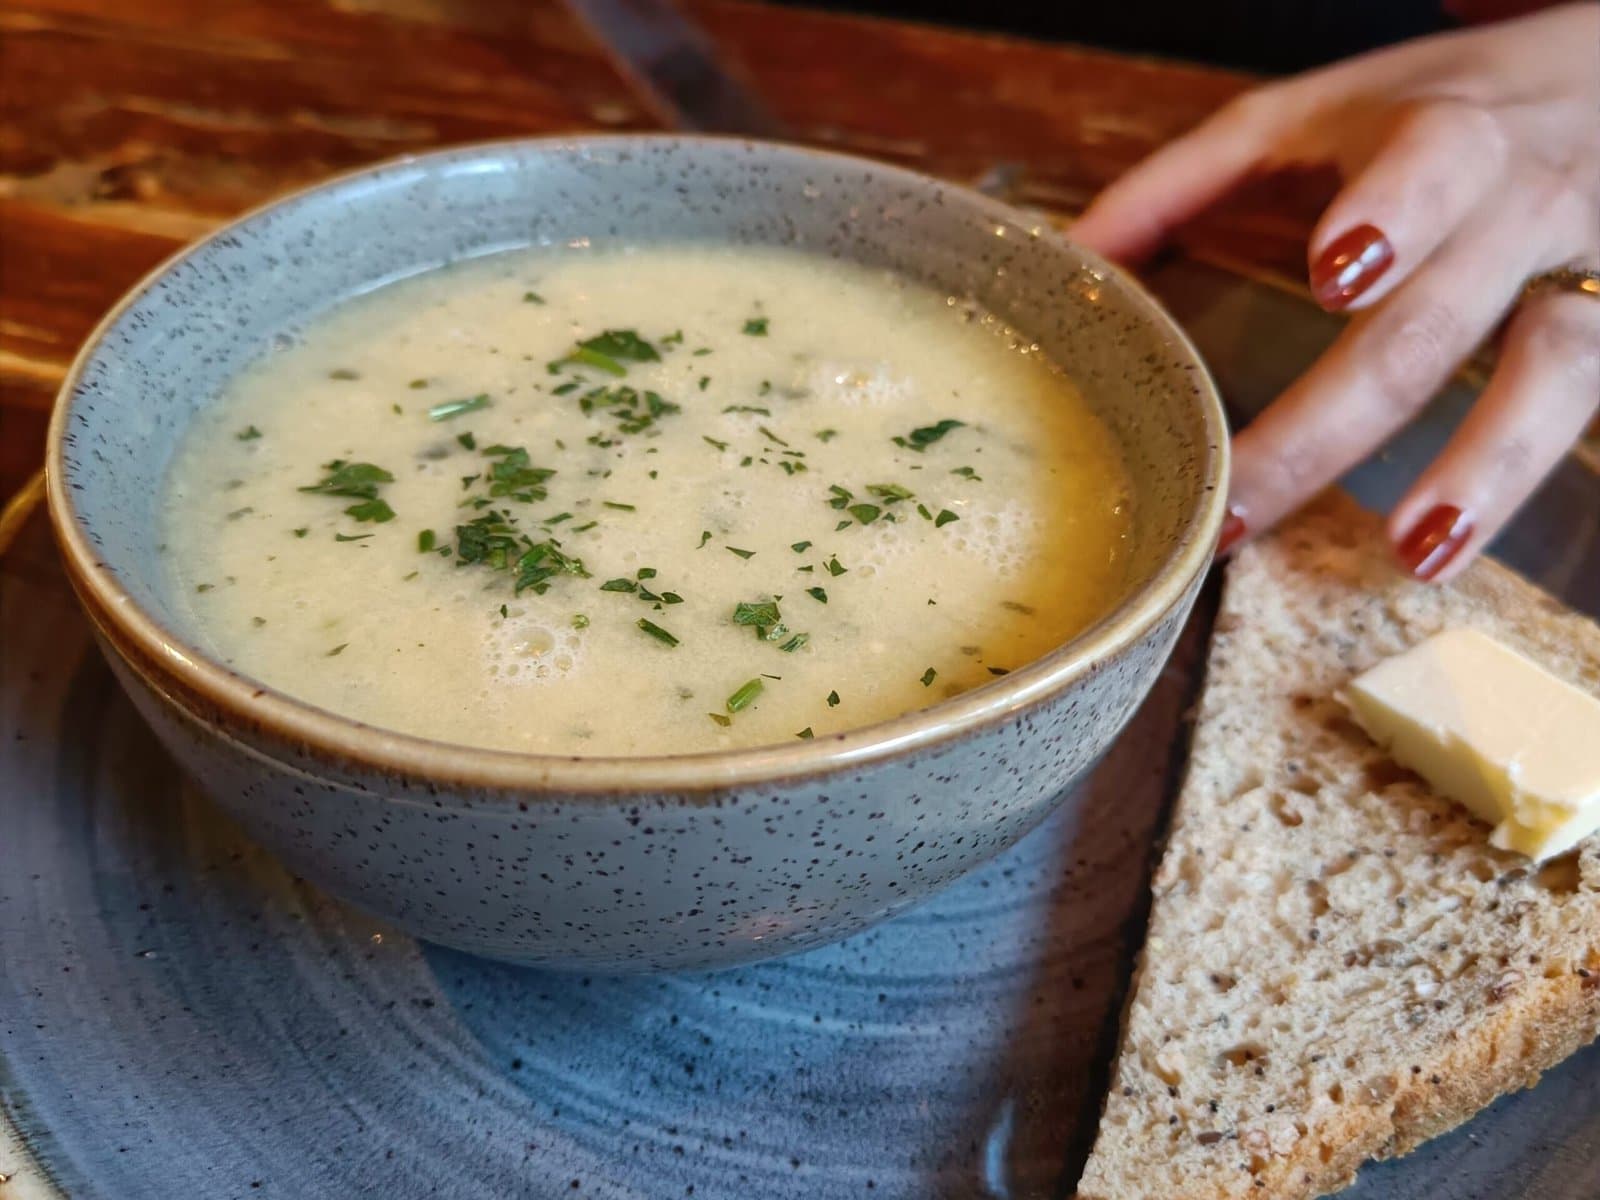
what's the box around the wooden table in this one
[0,0,1350,504]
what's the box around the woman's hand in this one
[1073,3,1600,582]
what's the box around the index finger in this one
[1071,90,1292,264]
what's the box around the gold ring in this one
[1523,266,1600,302]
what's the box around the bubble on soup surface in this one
[946,498,1040,576]
[810,362,907,408]
[481,617,584,686]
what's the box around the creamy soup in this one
[163,245,1134,756]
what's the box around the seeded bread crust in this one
[1077,493,1600,1200]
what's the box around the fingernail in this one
[1217,508,1247,557]
[1395,504,1473,581]
[1310,224,1394,310]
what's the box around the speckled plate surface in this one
[3,258,1597,1199]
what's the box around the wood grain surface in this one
[0,0,1332,499]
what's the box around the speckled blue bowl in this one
[47,137,1227,972]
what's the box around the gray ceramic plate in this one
[2,257,1596,1199]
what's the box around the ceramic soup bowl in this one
[48,137,1228,972]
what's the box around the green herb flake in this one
[299,462,394,499]
[457,432,476,450]
[236,425,262,441]
[418,529,436,553]
[892,418,966,452]
[708,712,732,727]
[324,642,350,657]
[195,583,213,593]
[703,435,729,451]
[726,678,764,712]
[723,405,771,416]
[661,329,684,346]
[600,578,638,593]
[335,532,374,542]
[825,556,847,577]
[251,616,266,627]
[848,503,881,526]
[292,527,309,538]
[636,567,658,580]
[757,425,789,447]
[328,368,360,381]
[499,604,509,619]
[805,586,827,603]
[935,509,960,528]
[916,503,934,521]
[344,497,395,523]
[815,429,839,443]
[428,393,491,421]
[866,483,914,503]
[791,540,812,553]
[834,520,852,532]
[827,484,853,510]
[661,592,684,604]
[603,501,637,512]
[523,290,545,305]
[733,599,782,629]
[573,613,590,629]
[408,378,430,390]
[552,381,580,396]
[697,530,713,549]
[796,727,814,739]
[951,466,982,481]
[779,633,809,653]
[698,376,711,391]
[637,618,679,647]
[920,667,938,687]
[726,546,756,560]
[742,317,769,336]
[826,690,841,707]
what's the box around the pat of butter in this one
[1343,628,1600,861]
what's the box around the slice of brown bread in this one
[1077,492,1600,1200]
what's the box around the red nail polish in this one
[1310,224,1394,310]
[1217,509,1247,556]
[1396,504,1473,581]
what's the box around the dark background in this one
[762,0,1466,72]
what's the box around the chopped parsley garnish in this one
[552,381,580,396]
[826,690,841,707]
[523,290,545,304]
[951,466,982,481]
[703,435,729,451]
[935,509,960,527]
[779,633,809,653]
[847,503,881,526]
[791,540,812,553]
[557,329,660,377]
[344,497,395,523]
[693,347,713,357]
[1001,600,1037,615]
[578,385,680,435]
[408,378,429,389]
[236,425,262,441]
[637,618,679,647]
[757,425,789,447]
[418,529,436,553]
[723,405,770,416]
[920,667,938,687]
[805,586,827,603]
[726,678,764,712]
[428,393,491,421]
[299,461,393,499]
[326,643,348,656]
[226,506,253,521]
[481,445,555,502]
[602,500,636,511]
[457,432,476,450]
[827,484,853,510]
[916,503,933,521]
[698,376,711,391]
[572,614,590,629]
[292,527,309,538]
[796,727,814,739]
[742,317,769,336]
[661,592,683,604]
[834,520,852,531]
[697,530,713,548]
[825,556,847,576]
[195,583,213,593]
[732,599,781,630]
[866,483,914,503]
[708,712,732,727]
[328,368,360,381]
[726,546,755,560]
[893,418,965,452]
[600,578,638,593]
[815,429,839,443]
[637,567,657,580]
[661,329,684,346]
